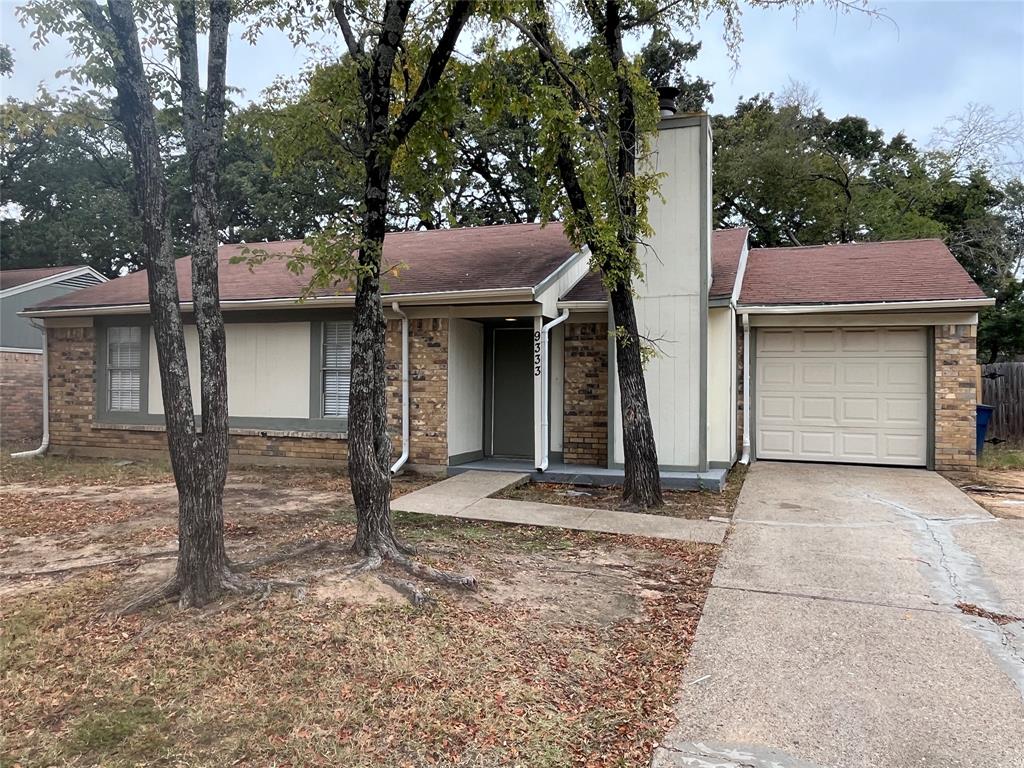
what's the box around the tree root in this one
[113,552,317,617]
[112,541,476,614]
[233,539,341,573]
[344,547,477,606]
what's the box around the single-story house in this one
[1,265,106,445]
[20,114,992,487]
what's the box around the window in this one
[107,326,142,412]
[322,321,352,418]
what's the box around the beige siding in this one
[707,306,736,464]
[447,318,484,458]
[612,116,710,469]
[148,322,311,419]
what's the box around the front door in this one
[490,327,534,458]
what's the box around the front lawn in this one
[1,456,718,767]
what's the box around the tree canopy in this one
[2,25,1020,359]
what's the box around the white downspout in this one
[739,313,752,465]
[389,302,410,474]
[538,309,570,472]
[12,321,50,459]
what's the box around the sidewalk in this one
[392,471,728,545]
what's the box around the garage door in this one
[755,327,928,466]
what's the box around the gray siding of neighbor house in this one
[1,278,102,349]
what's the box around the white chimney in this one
[609,111,713,471]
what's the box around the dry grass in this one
[1,456,719,767]
[497,464,747,520]
[979,445,1024,471]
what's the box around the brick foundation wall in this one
[0,351,44,448]
[934,323,977,471]
[563,321,608,466]
[46,320,449,468]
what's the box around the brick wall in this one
[563,321,608,466]
[46,320,449,468]
[0,351,44,448]
[934,323,978,471]
[386,317,448,466]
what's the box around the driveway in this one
[654,462,1024,768]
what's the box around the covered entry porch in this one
[445,305,564,469]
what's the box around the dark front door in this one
[490,327,534,458]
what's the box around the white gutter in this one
[739,313,751,465]
[738,297,994,314]
[556,300,607,312]
[389,301,410,474]
[11,321,49,459]
[20,286,539,318]
[537,309,570,471]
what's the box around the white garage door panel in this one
[756,328,927,466]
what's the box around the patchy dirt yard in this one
[1,456,719,767]
[496,465,747,520]
[944,447,1024,520]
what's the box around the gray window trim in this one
[95,317,348,434]
[307,320,349,433]
[95,322,152,425]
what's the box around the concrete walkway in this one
[654,462,1024,768]
[392,470,727,545]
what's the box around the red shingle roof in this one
[738,239,987,306]
[561,229,748,302]
[29,223,577,311]
[1,266,85,291]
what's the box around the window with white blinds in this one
[107,326,142,412]
[322,321,353,419]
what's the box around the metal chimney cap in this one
[656,85,681,116]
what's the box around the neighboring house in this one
[1,266,107,446]
[20,113,992,486]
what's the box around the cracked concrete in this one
[656,462,1024,768]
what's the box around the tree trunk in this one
[526,0,663,508]
[610,285,663,507]
[346,2,409,557]
[81,0,234,609]
[174,0,232,602]
[601,0,663,509]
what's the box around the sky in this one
[1,0,1022,149]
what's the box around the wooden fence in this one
[980,362,1024,444]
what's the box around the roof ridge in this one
[755,237,945,253]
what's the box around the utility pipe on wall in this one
[389,302,410,474]
[739,313,751,465]
[538,309,570,472]
[12,321,50,459]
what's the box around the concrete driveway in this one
[654,462,1024,768]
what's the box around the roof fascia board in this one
[532,246,589,297]
[738,298,995,315]
[0,266,108,299]
[729,236,750,307]
[21,286,538,318]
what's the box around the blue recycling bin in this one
[976,404,994,458]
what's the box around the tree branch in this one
[390,0,474,148]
